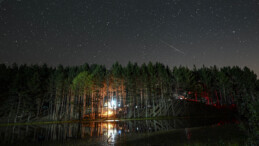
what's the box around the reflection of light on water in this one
[108,123,113,129]
[108,128,117,143]
[102,123,118,143]
[185,128,192,140]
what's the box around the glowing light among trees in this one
[102,110,113,117]
[102,100,117,117]
[108,100,117,109]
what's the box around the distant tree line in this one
[0,62,258,129]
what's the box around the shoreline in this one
[0,114,236,126]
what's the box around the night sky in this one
[0,0,259,75]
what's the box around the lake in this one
[0,117,246,146]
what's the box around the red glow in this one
[182,90,237,111]
[216,119,239,126]
[204,96,210,104]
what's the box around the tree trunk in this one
[223,85,226,104]
[152,99,155,117]
[14,95,21,123]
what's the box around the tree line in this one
[0,62,258,124]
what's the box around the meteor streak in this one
[160,39,185,55]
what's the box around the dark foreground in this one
[0,117,246,146]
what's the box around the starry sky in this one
[0,0,259,75]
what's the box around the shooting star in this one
[160,39,185,55]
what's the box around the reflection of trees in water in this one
[0,118,235,144]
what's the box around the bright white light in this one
[112,100,116,107]
[108,100,117,109]
[106,123,117,143]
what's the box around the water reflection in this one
[0,118,238,145]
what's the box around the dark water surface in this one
[0,117,246,146]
